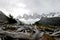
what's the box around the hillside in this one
[0,11,8,23]
[35,17,60,26]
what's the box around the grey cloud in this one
[19,0,60,14]
[0,0,60,15]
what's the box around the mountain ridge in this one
[34,17,60,26]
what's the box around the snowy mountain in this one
[17,12,60,24]
[17,13,41,20]
[42,12,60,18]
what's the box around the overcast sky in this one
[0,0,60,24]
[0,0,60,17]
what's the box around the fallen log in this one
[51,31,60,36]
[0,30,34,40]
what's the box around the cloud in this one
[17,13,41,20]
[19,18,40,24]
[19,0,60,14]
[0,0,60,17]
[0,0,30,18]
